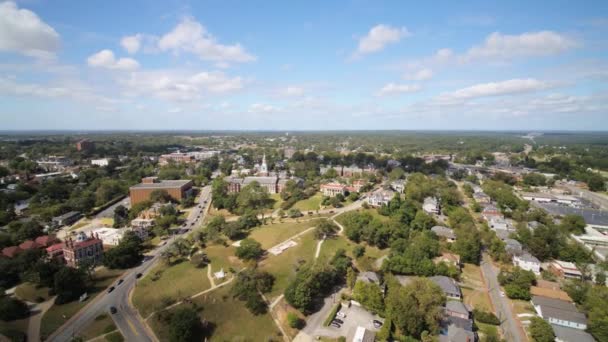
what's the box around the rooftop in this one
[532,296,587,325]
[130,179,192,189]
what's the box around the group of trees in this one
[562,279,608,341]
[384,232,457,278]
[447,207,482,264]
[279,179,316,210]
[0,291,30,321]
[498,267,536,300]
[211,179,274,216]
[201,213,260,242]
[103,231,144,269]
[231,268,275,314]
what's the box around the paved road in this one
[47,186,212,342]
[480,253,523,342]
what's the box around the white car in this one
[336,311,346,319]
[500,291,505,297]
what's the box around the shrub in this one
[287,312,305,329]
[473,309,500,325]
[323,303,341,326]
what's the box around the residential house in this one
[390,179,406,194]
[431,226,456,242]
[549,260,583,280]
[431,276,462,300]
[367,189,395,207]
[439,316,476,342]
[551,324,595,342]
[423,197,440,215]
[473,192,491,204]
[513,252,541,275]
[481,205,502,220]
[433,253,461,269]
[357,271,381,285]
[503,238,523,256]
[532,295,587,330]
[488,217,510,230]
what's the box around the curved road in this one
[47,186,212,342]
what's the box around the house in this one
[129,177,193,204]
[423,197,440,215]
[481,205,502,220]
[431,226,456,242]
[513,252,541,275]
[357,271,381,285]
[352,326,376,342]
[439,316,476,342]
[350,179,367,193]
[52,211,82,227]
[532,296,587,330]
[320,182,346,197]
[18,240,41,250]
[63,232,104,267]
[1,246,22,258]
[503,238,523,256]
[390,179,406,194]
[46,242,64,263]
[431,276,462,300]
[473,192,491,204]
[92,228,126,246]
[487,217,510,230]
[445,301,472,320]
[367,189,395,207]
[35,235,59,247]
[91,158,110,167]
[551,324,595,342]
[549,260,583,280]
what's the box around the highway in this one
[480,253,523,342]
[47,186,212,342]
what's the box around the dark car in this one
[107,286,115,293]
[135,273,143,279]
[333,318,344,324]
[330,322,341,328]
[110,306,117,314]
[117,279,124,285]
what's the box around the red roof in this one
[46,242,64,253]
[35,235,57,247]
[19,240,41,250]
[2,246,22,258]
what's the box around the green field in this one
[0,317,29,341]
[41,267,124,339]
[247,219,321,249]
[259,232,318,300]
[293,193,323,211]
[79,313,118,340]
[132,260,211,318]
[149,285,280,342]
[14,282,51,302]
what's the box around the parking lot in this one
[303,299,383,341]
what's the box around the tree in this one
[150,189,172,203]
[596,272,606,286]
[235,238,264,261]
[560,214,586,235]
[103,231,144,269]
[386,278,445,338]
[287,312,305,329]
[411,211,435,231]
[353,281,385,314]
[529,317,554,342]
[231,269,275,315]
[0,295,29,321]
[54,267,87,304]
[113,205,129,227]
[314,219,338,240]
[353,245,366,258]
[169,307,201,342]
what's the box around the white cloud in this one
[282,86,305,96]
[121,34,142,54]
[0,1,60,58]
[249,103,279,114]
[123,70,244,101]
[87,50,140,70]
[376,83,421,96]
[158,17,255,63]
[464,31,577,61]
[438,78,552,101]
[405,68,433,81]
[356,24,410,55]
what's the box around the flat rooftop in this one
[130,179,191,189]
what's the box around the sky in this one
[1,0,608,131]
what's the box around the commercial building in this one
[129,177,193,205]
[76,139,95,151]
[63,232,104,267]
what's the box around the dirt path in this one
[207,263,216,287]
[27,297,55,342]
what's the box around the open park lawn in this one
[248,219,322,249]
[259,232,318,300]
[205,244,243,273]
[79,313,118,340]
[149,285,280,342]
[40,267,124,339]
[460,264,493,312]
[15,282,51,302]
[293,193,323,212]
[132,260,211,318]
[0,317,29,341]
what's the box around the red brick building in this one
[63,232,104,267]
[129,177,193,205]
[76,139,95,152]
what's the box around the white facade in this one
[513,253,541,275]
[423,197,439,215]
[92,228,126,246]
[91,158,110,167]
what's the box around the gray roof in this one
[532,296,587,325]
[242,176,278,185]
[515,252,540,264]
[431,276,461,297]
[130,179,191,189]
[357,271,380,284]
[551,324,595,342]
[446,301,470,316]
[432,226,456,240]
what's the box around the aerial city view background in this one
[1,1,608,342]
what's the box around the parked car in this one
[107,286,115,293]
[135,273,143,279]
[110,306,117,314]
[500,291,505,297]
[330,322,341,328]
[117,279,124,285]
[372,320,383,328]
[336,311,346,319]
[333,318,344,324]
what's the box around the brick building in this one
[76,139,95,152]
[63,232,104,267]
[129,177,193,205]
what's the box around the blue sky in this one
[1,0,607,130]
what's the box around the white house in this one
[531,296,587,330]
[513,252,541,275]
[367,189,395,207]
[423,197,440,215]
[91,158,110,167]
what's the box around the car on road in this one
[110,306,117,314]
[135,273,143,279]
[330,322,341,328]
[500,291,505,297]
[372,319,383,328]
[107,286,115,293]
[117,279,124,285]
[332,318,344,324]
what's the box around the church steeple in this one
[260,154,268,175]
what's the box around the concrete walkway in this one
[27,297,55,342]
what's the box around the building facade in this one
[129,177,193,205]
[63,232,104,267]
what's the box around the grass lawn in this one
[205,244,243,273]
[293,193,323,212]
[511,299,535,316]
[79,313,117,340]
[0,317,29,341]
[317,235,355,262]
[99,218,114,226]
[149,285,280,342]
[14,282,51,302]
[69,219,90,231]
[248,219,321,249]
[259,233,318,300]
[461,264,493,313]
[270,193,283,210]
[104,330,124,342]
[477,322,500,341]
[132,260,211,318]
[40,267,124,340]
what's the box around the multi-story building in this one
[320,182,346,197]
[129,177,193,205]
[367,189,395,207]
[76,139,95,152]
[63,232,104,267]
[159,153,195,165]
